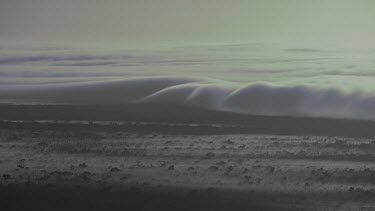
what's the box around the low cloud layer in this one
[0,55,116,65]
[2,76,375,121]
[1,43,375,121]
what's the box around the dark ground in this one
[2,104,375,211]
[2,184,367,211]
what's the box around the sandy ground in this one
[1,122,375,210]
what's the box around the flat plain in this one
[1,105,375,211]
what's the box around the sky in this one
[1,0,375,46]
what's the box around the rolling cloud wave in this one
[1,77,375,121]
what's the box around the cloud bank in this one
[2,43,375,121]
[2,77,375,121]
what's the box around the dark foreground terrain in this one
[1,104,375,210]
[4,185,372,211]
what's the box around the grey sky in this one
[1,0,375,45]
